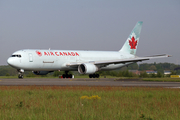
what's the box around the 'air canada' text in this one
[44,52,79,56]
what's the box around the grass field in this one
[0,86,180,119]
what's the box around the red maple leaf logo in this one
[129,36,137,49]
[36,51,42,57]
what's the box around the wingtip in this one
[167,55,172,57]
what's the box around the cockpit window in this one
[11,54,21,58]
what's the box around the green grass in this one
[0,86,179,119]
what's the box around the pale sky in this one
[0,0,180,65]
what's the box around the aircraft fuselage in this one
[7,49,134,71]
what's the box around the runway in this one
[0,78,180,87]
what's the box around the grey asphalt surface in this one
[0,78,179,87]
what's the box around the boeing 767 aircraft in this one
[7,21,170,78]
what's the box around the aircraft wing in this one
[66,54,171,67]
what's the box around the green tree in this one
[156,71,162,78]
[53,71,64,77]
[122,70,133,77]
[128,63,139,70]
[5,73,10,76]
[149,65,157,71]
[150,73,156,78]
[170,71,176,75]
[139,72,149,78]
[26,72,35,77]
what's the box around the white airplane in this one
[7,21,170,78]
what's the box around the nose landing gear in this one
[18,74,23,79]
[17,69,24,79]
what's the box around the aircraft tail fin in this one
[119,21,143,55]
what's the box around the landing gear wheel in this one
[89,74,92,78]
[69,74,72,78]
[62,71,73,78]
[89,74,99,78]
[96,74,99,78]
[18,74,23,79]
[17,69,24,79]
[62,74,66,78]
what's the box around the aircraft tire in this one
[89,74,92,78]
[89,74,99,78]
[62,74,66,78]
[62,74,73,78]
[68,74,72,78]
[18,75,23,79]
[69,74,73,78]
[96,74,99,78]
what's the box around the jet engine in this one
[78,63,98,74]
[33,71,52,75]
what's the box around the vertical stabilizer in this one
[119,21,143,55]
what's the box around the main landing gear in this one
[62,71,73,78]
[89,74,99,78]
[17,69,24,79]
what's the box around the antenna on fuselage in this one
[49,48,51,50]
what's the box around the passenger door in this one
[29,53,33,62]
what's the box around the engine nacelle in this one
[78,63,98,74]
[33,71,51,75]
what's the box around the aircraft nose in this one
[7,57,13,66]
